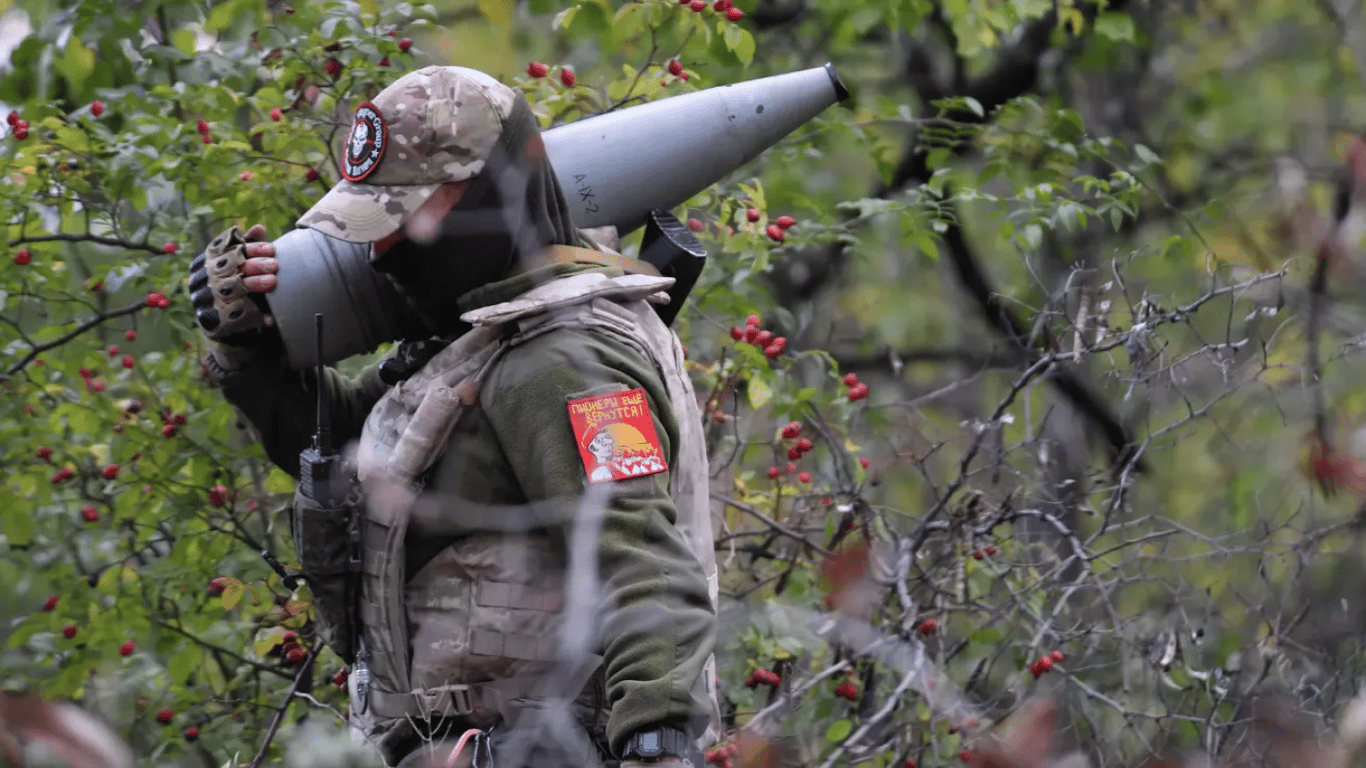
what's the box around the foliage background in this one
[3,0,1366,765]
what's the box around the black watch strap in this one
[621,726,698,763]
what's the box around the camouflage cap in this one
[297,65,520,243]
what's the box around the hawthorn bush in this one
[4,0,1366,766]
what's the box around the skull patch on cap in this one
[342,103,388,181]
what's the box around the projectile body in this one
[267,64,849,368]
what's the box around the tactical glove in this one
[190,225,279,375]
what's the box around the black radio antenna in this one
[313,313,331,455]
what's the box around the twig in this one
[249,647,317,768]
[2,299,150,380]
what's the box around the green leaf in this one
[57,36,96,92]
[1,496,33,546]
[170,27,198,57]
[963,96,984,118]
[1133,143,1162,167]
[479,0,514,27]
[1094,12,1135,43]
[222,580,245,611]
[553,5,579,29]
[169,646,199,684]
[747,377,773,409]
[826,719,853,742]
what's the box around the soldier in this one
[191,65,719,768]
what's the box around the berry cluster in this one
[728,314,787,358]
[146,290,170,309]
[679,0,744,20]
[277,630,308,664]
[765,214,797,243]
[207,577,227,597]
[7,110,29,140]
[81,504,99,523]
[156,707,174,724]
[36,446,52,463]
[666,59,690,82]
[970,545,998,560]
[918,617,938,634]
[834,680,859,701]
[79,365,107,393]
[842,371,869,401]
[1029,650,1064,678]
[208,484,229,507]
[744,668,781,688]
[196,117,213,145]
[50,465,75,484]
[334,667,349,692]
[705,743,740,768]
[524,61,576,87]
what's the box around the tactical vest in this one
[347,270,721,758]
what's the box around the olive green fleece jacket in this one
[214,263,715,758]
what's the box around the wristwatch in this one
[621,726,698,763]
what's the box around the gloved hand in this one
[189,224,280,375]
[620,759,695,768]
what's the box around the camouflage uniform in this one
[204,66,717,767]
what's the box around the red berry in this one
[63,623,78,639]
[781,421,802,439]
[765,224,784,242]
[690,0,706,10]
[333,669,348,686]
[1037,656,1053,673]
[378,57,390,67]
[834,680,858,700]
[86,378,106,393]
[919,617,937,634]
[120,640,135,656]
[161,424,177,438]
[797,438,813,452]
[713,0,731,9]
[42,595,59,611]
[687,218,704,232]
[787,446,802,460]
[202,133,213,144]
[305,167,321,182]
[527,61,548,78]
[729,326,744,341]
[156,707,174,724]
[88,280,103,292]
[398,37,412,51]
[785,462,796,474]
[972,550,984,560]
[746,314,761,327]
[742,326,759,343]
[560,68,576,87]
[81,505,100,523]
[37,447,52,462]
[172,413,187,425]
[146,290,167,306]
[746,208,760,222]
[905,760,916,768]
[207,577,226,597]
[283,630,298,643]
[769,336,787,352]
[668,60,684,77]
[754,330,773,345]
[798,472,811,483]
[122,355,135,369]
[270,107,282,121]
[847,383,869,401]
[726,7,744,20]
[1051,650,1064,662]
[959,750,972,763]
[6,111,17,126]
[12,127,27,140]
[985,545,998,556]
[775,215,796,229]
[208,484,228,507]
[91,100,105,117]
[859,456,870,469]
[14,119,28,131]
[757,669,780,686]
[102,464,119,480]
[325,58,343,79]
[51,466,74,483]
[196,119,210,135]
[107,344,119,356]
[843,372,859,387]
[286,645,307,663]
[164,240,182,256]
[124,329,137,342]
[764,343,783,358]
[184,726,200,741]
[13,249,30,265]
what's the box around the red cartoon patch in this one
[567,388,667,483]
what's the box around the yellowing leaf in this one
[480,0,514,27]
[747,377,772,409]
[222,580,245,611]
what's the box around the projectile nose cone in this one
[824,62,850,102]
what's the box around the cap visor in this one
[296,179,443,243]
